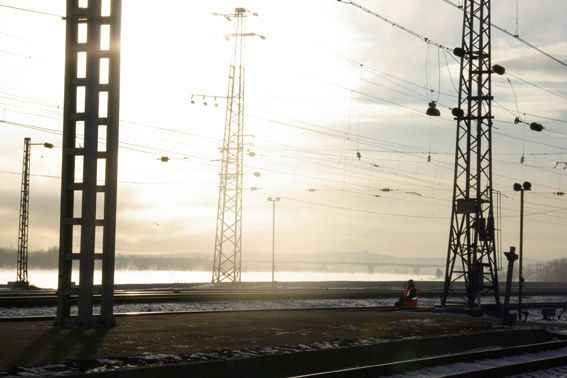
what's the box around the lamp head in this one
[451,107,464,118]
[529,122,544,132]
[522,181,532,191]
[513,183,522,192]
[453,47,465,57]
[426,101,440,116]
[492,64,506,75]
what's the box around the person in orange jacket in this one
[394,279,418,308]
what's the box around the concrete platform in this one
[0,308,562,376]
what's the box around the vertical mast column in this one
[57,0,121,327]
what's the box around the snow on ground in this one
[0,297,423,318]
[0,335,408,376]
[387,346,567,377]
[1,296,565,318]
[1,296,565,376]
[510,366,567,377]
[3,331,567,377]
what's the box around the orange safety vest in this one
[402,287,418,307]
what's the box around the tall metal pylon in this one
[212,8,262,283]
[442,0,500,308]
[57,0,121,327]
[16,138,31,286]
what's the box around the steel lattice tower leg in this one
[212,8,250,283]
[56,0,121,327]
[16,138,31,286]
[441,0,500,308]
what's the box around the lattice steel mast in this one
[442,0,500,308]
[212,8,261,283]
[16,138,31,286]
[15,138,53,287]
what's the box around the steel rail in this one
[1,301,565,323]
[1,291,566,306]
[2,289,567,307]
[291,340,567,377]
[442,355,567,377]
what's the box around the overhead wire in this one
[3,89,564,205]
[440,0,567,68]
[506,72,567,103]
[0,18,564,235]
[261,192,448,220]
[0,49,31,59]
[2,79,564,181]
[3,117,561,221]
[0,4,64,19]
[1,21,564,219]
[338,0,452,52]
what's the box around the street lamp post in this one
[16,138,54,287]
[513,181,531,321]
[267,197,280,283]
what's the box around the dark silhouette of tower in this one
[16,138,53,287]
[57,0,122,327]
[16,138,31,286]
[441,0,500,308]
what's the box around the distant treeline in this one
[0,247,212,271]
[526,258,567,282]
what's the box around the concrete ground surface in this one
[0,308,565,376]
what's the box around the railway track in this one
[1,288,566,307]
[1,301,565,323]
[291,339,567,377]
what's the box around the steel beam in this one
[57,0,121,327]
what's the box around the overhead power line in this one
[268,193,448,219]
[0,4,64,19]
[338,0,452,52]
[440,0,567,68]
[506,72,567,103]
[0,49,31,59]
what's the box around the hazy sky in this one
[0,0,566,263]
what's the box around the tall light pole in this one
[513,181,531,321]
[16,138,54,287]
[267,197,280,283]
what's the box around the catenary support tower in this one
[16,138,31,286]
[56,0,121,326]
[212,8,259,283]
[441,0,500,308]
